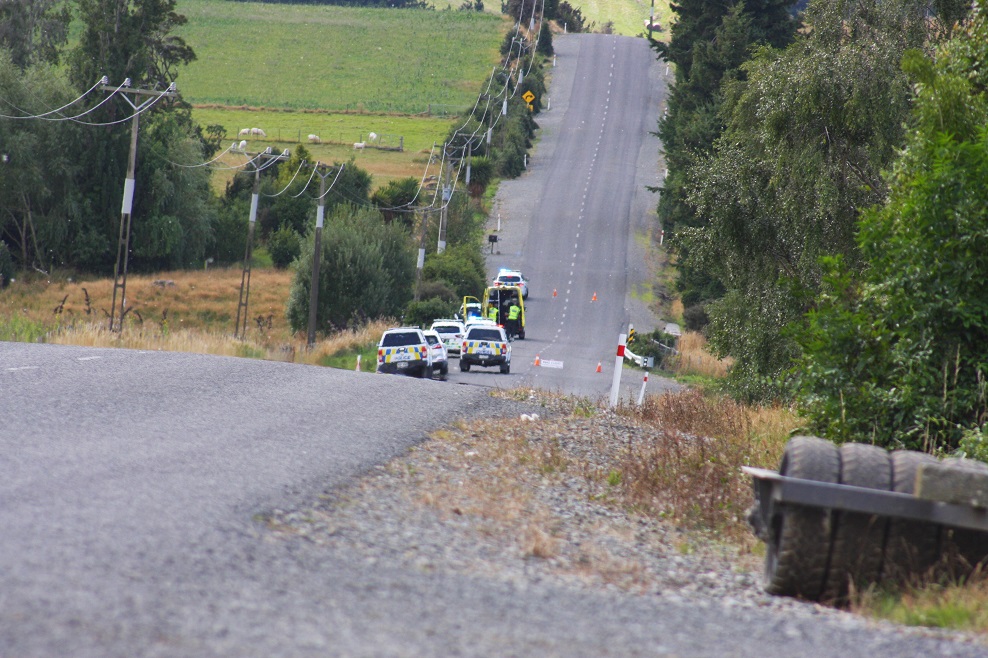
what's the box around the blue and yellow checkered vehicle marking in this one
[463,341,508,356]
[378,346,425,364]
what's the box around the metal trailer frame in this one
[744,466,988,533]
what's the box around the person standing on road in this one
[507,301,521,339]
[488,305,499,323]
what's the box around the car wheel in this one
[500,364,510,374]
[764,436,840,601]
[460,361,470,372]
[440,364,448,380]
[420,365,433,379]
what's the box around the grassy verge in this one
[0,266,390,365]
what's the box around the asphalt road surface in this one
[2,34,985,658]
[452,34,681,401]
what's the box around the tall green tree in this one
[0,0,70,68]
[62,0,202,273]
[655,0,800,313]
[794,6,988,451]
[0,53,85,271]
[681,0,960,401]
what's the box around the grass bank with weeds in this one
[0,267,391,367]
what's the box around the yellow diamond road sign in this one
[522,91,535,103]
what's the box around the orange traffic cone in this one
[534,354,541,367]
[591,291,598,302]
[553,288,558,298]
[595,361,602,373]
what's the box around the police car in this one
[422,329,450,380]
[460,324,511,374]
[493,269,529,299]
[377,327,434,378]
[429,319,466,356]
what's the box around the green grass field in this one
[175,1,509,113]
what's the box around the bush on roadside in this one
[268,226,301,269]
[0,240,14,288]
[404,296,457,328]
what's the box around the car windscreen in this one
[381,332,421,347]
[500,275,520,284]
[425,335,439,345]
[468,329,502,342]
[433,326,459,334]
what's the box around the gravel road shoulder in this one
[265,391,986,652]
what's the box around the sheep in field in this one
[308,134,321,143]
[250,127,267,137]
[368,132,378,142]
[353,142,365,150]
[238,128,250,137]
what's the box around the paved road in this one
[453,34,681,400]
[3,343,983,657]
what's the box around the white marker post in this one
[637,372,648,405]
[609,333,626,408]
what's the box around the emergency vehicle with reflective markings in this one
[460,325,511,374]
[376,327,434,378]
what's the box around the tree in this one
[794,6,988,451]
[60,0,203,273]
[286,206,415,334]
[0,0,70,68]
[654,0,800,316]
[0,53,85,271]
[371,177,419,228]
[680,0,957,401]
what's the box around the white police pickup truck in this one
[377,327,434,378]
[459,324,511,374]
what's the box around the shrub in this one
[268,226,301,269]
[422,244,486,299]
[404,296,457,327]
[683,304,709,332]
[0,240,13,288]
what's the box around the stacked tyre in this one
[761,437,988,605]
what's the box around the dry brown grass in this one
[618,388,798,538]
[1,267,393,365]
[667,330,733,378]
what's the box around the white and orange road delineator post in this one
[637,372,648,406]
[609,333,627,408]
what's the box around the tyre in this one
[460,361,470,372]
[421,365,434,380]
[764,436,840,601]
[440,364,448,381]
[500,363,510,374]
[941,458,988,577]
[884,450,941,584]
[821,444,891,604]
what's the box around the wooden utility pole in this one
[307,163,340,348]
[102,81,177,332]
[234,146,290,339]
